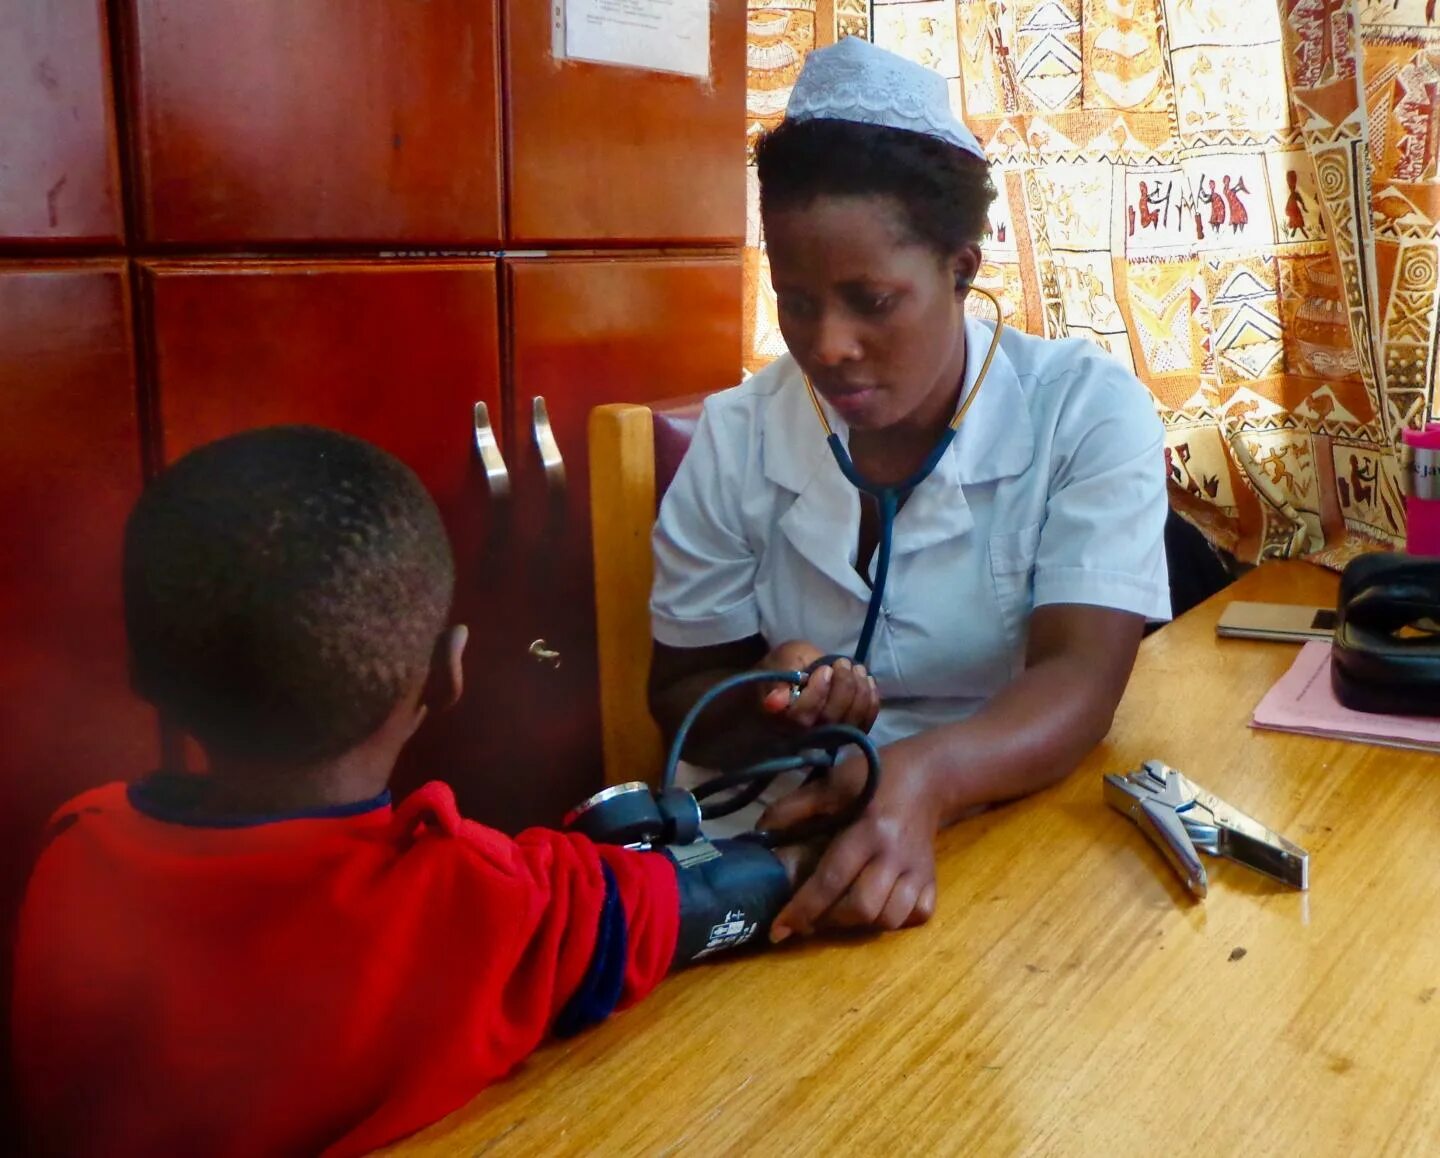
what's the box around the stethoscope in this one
[800,283,1007,667]
[564,287,1006,851]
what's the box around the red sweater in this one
[11,777,679,1156]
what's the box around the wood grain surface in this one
[386,561,1439,1157]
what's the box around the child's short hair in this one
[123,426,454,763]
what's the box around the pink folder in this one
[1250,641,1440,752]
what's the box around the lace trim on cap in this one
[787,58,985,158]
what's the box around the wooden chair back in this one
[588,397,704,785]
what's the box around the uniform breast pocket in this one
[988,522,1042,653]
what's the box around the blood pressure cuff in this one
[664,838,791,967]
[1332,552,1440,716]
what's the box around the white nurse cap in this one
[784,37,986,161]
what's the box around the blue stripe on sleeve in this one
[553,862,629,1039]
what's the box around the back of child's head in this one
[123,426,454,764]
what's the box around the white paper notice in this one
[558,0,711,79]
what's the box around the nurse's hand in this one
[756,640,881,733]
[757,748,939,939]
[772,836,827,889]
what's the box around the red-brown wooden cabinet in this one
[138,260,546,821]
[145,260,505,474]
[0,263,154,1056]
[503,2,747,244]
[124,0,504,245]
[410,255,745,817]
[505,255,743,567]
[141,254,742,826]
[0,0,124,245]
[1,0,743,947]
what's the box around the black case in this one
[1331,552,1440,716]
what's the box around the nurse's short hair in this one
[755,118,997,255]
[123,425,454,764]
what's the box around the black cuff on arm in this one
[665,838,791,968]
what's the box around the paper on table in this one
[1250,640,1440,752]
[556,0,711,79]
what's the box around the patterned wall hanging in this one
[744,0,1440,564]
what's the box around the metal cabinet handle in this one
[473,401,510,499]
[532,396,566,494]
[529,638,562,668]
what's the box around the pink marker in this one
[1403,422,1440,556]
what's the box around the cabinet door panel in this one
[148,262,504,485]
[504,2,745,244]
[0,262,152,945]
[128,1,503,244]
[143,260,548,828]
[503,255,742,789]
[0,0,123,244]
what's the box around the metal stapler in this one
[1104,759,1310,899]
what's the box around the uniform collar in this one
[759,356,832,496]
[759,319,1034,593]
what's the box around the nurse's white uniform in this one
[651,317,1172,831]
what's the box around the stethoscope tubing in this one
[804,286,1006,667]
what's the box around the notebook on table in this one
[1250,641,1440,753]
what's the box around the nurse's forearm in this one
[893,605,1144,825]
[903,658,1117,824]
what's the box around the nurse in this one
[649,39,1170,940]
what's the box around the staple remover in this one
[1103,759,1310,899]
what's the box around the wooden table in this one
[387,563,1440,1156]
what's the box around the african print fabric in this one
[744,1,1440,563]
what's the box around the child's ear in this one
[424,624,468,713]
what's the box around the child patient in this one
[12,426,797,1156]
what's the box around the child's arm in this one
[398,784,796,1049]
[528,833,794,1037]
